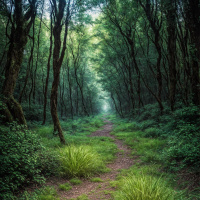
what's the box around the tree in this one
[0,0,37,124]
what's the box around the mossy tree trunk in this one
[50,0,72,144]
[1,0,37,124]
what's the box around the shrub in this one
[114,173,181,200]
[58,145,106,177]
[144,127,162,138]
[0,123,59,199]
[163,123,200,172]
[0,123,43,198]
[138,119,157,130]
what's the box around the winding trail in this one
[57,120,135,200]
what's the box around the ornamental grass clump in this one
[59,145,105,177]
[114,173,181,200]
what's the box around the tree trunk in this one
[50,0,71,144]
[184,0,200,105]
[42,12,53,125]
[166,0,177,111]
[1,0,36,124]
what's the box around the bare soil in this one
[51,120,136,200]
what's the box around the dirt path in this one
[56,120,134,200]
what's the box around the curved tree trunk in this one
[1,0,36,124]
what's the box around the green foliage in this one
[163,123,200,172]
[109,180,119,188]
[70,178,82,185]
[90,177,103,182]
[113,128,165,163]
[144,127,162,138]
[75,194,89,200]
[38,187,60,200]
[113,122,139,132]
[58,182,72,191]
[0,123,43,198]
[114,172,182,200]
[58,145,106,177]
[0,123,59,199]
[23,104,51,122]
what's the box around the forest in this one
[0,0,200,199]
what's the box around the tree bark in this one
[42,11,53,125]
[166,0,177,111]
[1,0,36,124]
[50,0,71,144]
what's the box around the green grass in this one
[112,130,166,163]
[75,194,89,200]
[114,172,182,200]
[38,186,60,200]
[111,118,197,200]
[90,177,103,182]
[58,182,72,191]
[34,116,117,165]
[58,145,106,177]
[70,178,82,185]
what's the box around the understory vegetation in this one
[1,108,199,199]
[109,104,200,200]
[0,0,200,199]
[0,116,117,199]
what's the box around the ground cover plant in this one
[1,116,117,199]
[58,145,106,177]
[1,0,200,199]
[110,107,200,199]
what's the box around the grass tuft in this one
[114,173,182,200]
[70,178,82,185]
[76,194,89,200]
[38,186,60,200]
[59,145,106,177]
[58,182,72,191]
[90,177,103,182]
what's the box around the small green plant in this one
[59,145,106,177]
[58,182,72,191]
[109,181,119,188]
[76,194,89,200]
[70,178,82,185]
[144,127,161,138]
[90,177,103,182]
[38,186,60,200]
[104,190,113,195]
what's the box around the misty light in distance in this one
[103,104,109,112]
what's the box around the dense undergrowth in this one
[108,103,200,199]
[0,116,117,199]
[1,104,199,200]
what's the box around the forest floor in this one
[45,119,137,200]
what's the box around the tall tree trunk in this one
[166,0,177,111]
[33,1,44,103]
[50,0,71,144]
[74,67,89,116]
[1,0,36,124]
[67,65,74,119]
[42,12,53,125]
[184,0,200,105]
